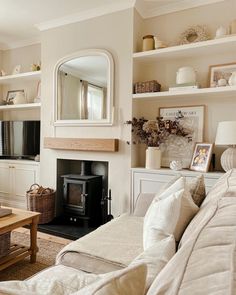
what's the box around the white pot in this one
[145,147,161,170]
[176,66,196,85]
[13,92,27,104]
[228,72,236,86]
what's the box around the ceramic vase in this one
[176,66,196,85]
[145,147,161,170]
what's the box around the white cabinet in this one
[0,160,40,209]
[131,168,224,212]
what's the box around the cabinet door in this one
[0,163,11,206]
[12,163,39,209]
[131,170,175,212]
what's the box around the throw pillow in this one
[131,235,176,291]
[73,263,147,295]
[186,174,206,207]
[143,188,199,250]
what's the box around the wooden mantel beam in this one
[44,137,119,152]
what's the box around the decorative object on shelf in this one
[215,26,228,39]
[159,105,205,168]
[134,80,161,94]
[12,65,21,75]
[34,154,40,162]
[179,25,210,45]
[169,82,199,91]
[217,78,227,87]
[154,36,167,49]
[230,19,236,34]
[228,72,236,86]
[176,66,197,85]
[126,117,190,170]
[170,160,183,171]
[190,143,213,172]
[142,35,154,51]
[5,89,25,105]
[215,121,236,171]
[209,62,236,87]
[146,146,161,169]
[31,62,41,71]
[0,69,6,76]
[34,81,41,103]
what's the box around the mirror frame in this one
[53,49,114,126]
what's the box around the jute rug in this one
[0,231,67,282]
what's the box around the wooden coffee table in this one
[0,207,40,271]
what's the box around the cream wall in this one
[132,0,236,170]
[40,9,134,216]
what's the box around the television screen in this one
[0,121,40,159]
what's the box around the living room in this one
[0,0,236,294]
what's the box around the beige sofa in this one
[0,169,236,295]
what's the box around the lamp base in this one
[221,147,236,172]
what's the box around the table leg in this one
[30,215,39,263]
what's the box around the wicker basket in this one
[0,232,11,259]
[26,184,55,224]
[134,80,161,94]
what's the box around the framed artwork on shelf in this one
[209,62,236,87]
[159,105,205,168]
[190,143,213,172]
[5,89,25,105]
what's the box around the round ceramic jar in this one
[142,35,154,51]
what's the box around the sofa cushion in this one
[147,191,236,295]
[143,187,199,250]
[74,264,147,295]
[131,235,176,291]
[56,214,143,273]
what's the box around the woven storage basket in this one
[134,80,161,94]
[26,184,55,224]
[0,232,11,259]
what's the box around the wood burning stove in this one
[61,171,103,227]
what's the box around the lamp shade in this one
[215,121,236,146]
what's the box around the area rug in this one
[0,231,66,281]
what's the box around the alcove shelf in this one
[133,86,236,101]
[133,35,236,62]
[0,103,41,110]
[0,71,41,84]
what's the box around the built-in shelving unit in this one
[0,103,41,110]
[0,71,41,84]
[133,86,236,101]
[133,35,236,62]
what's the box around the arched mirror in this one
[54,49,114,126]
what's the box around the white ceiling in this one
[0,0,225,50]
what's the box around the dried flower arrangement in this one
[126,116,191,147]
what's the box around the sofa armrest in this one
[133,193,155,217]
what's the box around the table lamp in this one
[215,121,236,171]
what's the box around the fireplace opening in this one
[37,159,109,240]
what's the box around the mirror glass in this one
[55,50,113,126]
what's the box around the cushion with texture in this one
[131,235,175,291]
[186,174,206,206]
[143,187,199,250]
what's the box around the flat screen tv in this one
[0,121,40,160]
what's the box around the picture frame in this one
[159,105,205,168]
[5,90,25,105]
[209,62,236,87]
[190,143,213,172]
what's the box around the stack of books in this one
[0,207,12,218]
[169,82,200,92]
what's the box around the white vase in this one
[145,147,161,170]
[176,66,196,85]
